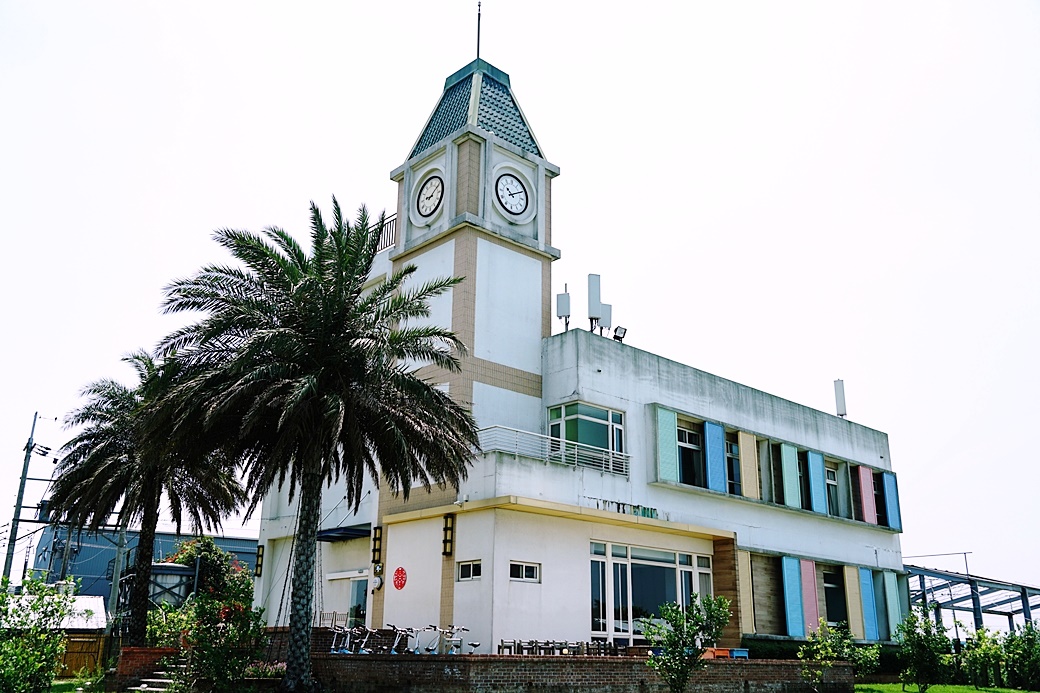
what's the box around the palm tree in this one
[47,351,245,646]
[159,199,479,692]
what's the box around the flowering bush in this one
[146,538,268,688]
[244,661,287,679]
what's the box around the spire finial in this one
[477,2,482,60]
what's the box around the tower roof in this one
[410,59,542,160]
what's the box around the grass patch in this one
[856,685,1021,693]
[50,681,82,692]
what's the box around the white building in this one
[253,58,906,651]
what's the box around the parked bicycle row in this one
[328,623,479,655]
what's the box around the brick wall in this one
[310,655,853,693]
[110,646,178,690]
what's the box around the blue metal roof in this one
[410,59,541,160]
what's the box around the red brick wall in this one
[112,646,178,690]
[310,655,853,693]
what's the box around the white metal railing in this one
[478,425,630,477]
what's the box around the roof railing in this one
[478,425,629,477]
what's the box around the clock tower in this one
[371,59,560,629]
[386,58,560,434]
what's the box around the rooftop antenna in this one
[588,274,602,332]
[556,283,571,331]
[476,2,482,60]
[834,379,847,418]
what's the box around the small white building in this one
[253,58,906,651]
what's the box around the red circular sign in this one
[393,567,407,590]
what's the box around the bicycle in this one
[385,623,418,654]
[427,624,480,654]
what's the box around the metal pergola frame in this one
[906,564,1039,632]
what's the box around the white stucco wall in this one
[381,518,444,634]
[474,238,542,373]
[471,381,541,431]
[399,239,455,370]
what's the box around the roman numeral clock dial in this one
[495,173,528,215]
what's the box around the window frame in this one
[590,541,713,645]
[725,430,742,495]
[457,560,482,581]
[509,561,541,583]
[548,402,625,453]
[677,421,707,488]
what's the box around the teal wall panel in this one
[656,406,678,483]
[781,444,800,509]
[883,473,902,530]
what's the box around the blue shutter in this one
[704,421,726,493]
[808,451,827,514]
[860,568,880,640]
[883,473,902,530]
[656,407,678,483]
[782,556,805,637]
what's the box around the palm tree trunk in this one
[126,486,161,646]
[283,470,321,692]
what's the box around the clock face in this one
[416,175,443,217]
[496,173,528,215]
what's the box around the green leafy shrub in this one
[0,577,77,693]
[897,604,952,692]
[145,538,268,689]
[962,627,1004,688]
[1004,621,1040,691]
[640,595,732,693]
[798,620,880,690]
[146,601,191,648]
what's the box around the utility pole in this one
[106,524,127,634]
[3,412,38,584]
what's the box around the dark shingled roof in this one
[410,59,541,160]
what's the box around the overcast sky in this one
[2,2,1038,599]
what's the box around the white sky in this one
[2,2,1038,595]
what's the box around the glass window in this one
[631,563,677,635]
[594,543,715,644]
[726,431,742,495]
[797,451,813,510]
[826,466,840,516]
[591,560,606,632]
[823,569,848,625]
[873,472,889,526]
[509,561,540,582]
[630,547,676,564]
[348,578,368,628]
[458,560,481,581]
[550,403,625,452]
[678,423,707,488]
[613,562,629,634]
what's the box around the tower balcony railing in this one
[478,425,630,477]
[376,214,396,252]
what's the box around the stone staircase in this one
[127,659,185,692]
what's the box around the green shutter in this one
[656,406,678,483]
[781,444,800,509]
